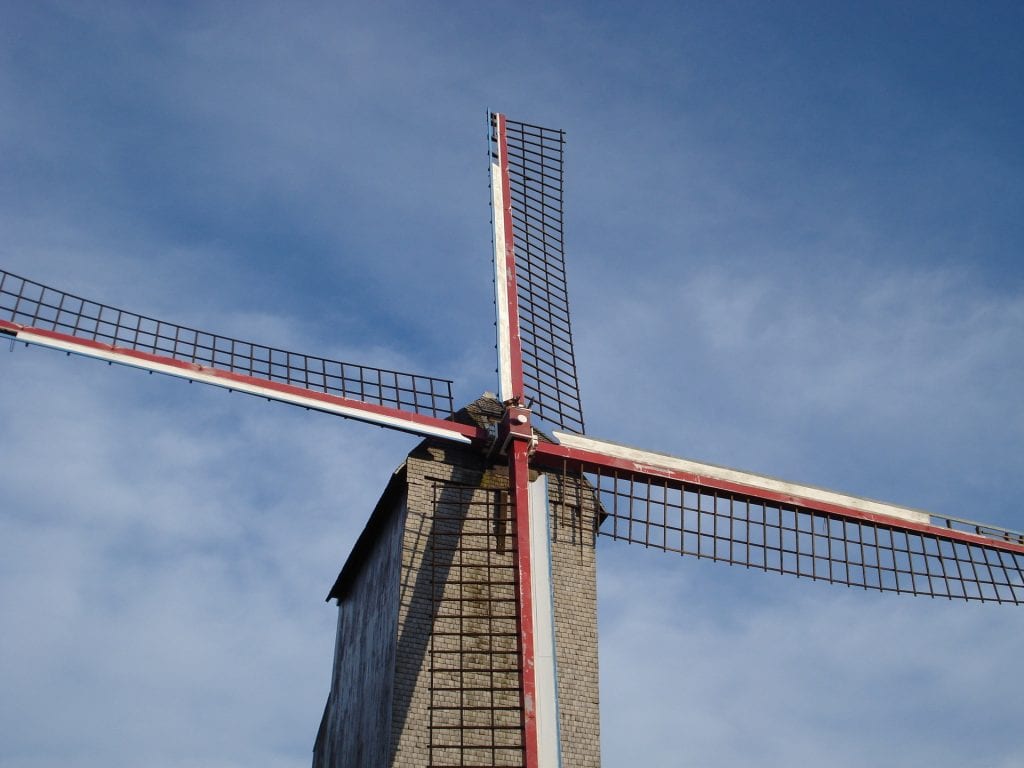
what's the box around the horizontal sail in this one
[1,268,482,444]
[536,433,1024,604]
[0,268,455,417]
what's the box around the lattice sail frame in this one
[0,268,480,444]
[490,114,585,434]
[599,469,1023,602]
[0,268,453,415]
[534,435,1024,605]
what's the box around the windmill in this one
[2,112,1022,767]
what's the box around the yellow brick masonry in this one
[388,438,601,767]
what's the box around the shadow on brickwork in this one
[391,465,524,765]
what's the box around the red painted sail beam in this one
[490,112,526,404]
[509,435,540,768]
[534,435,1024,557]
[1,319,486,445]
[493,108,544,768]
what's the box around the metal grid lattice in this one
[576,465,1024,604]
[428,483,524,767]
[0,268,454,417]
[492,114,586,434]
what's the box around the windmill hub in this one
[497,403,534,453]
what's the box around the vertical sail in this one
[490,113,586,433]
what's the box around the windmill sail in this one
[0,268,481,444]
[537,432,1024,605]
[490,113,585,434]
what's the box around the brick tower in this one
[312,397,601,767]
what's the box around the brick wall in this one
[546,470,602,766]
[319,412,601,766]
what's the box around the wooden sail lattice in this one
[493,116,585,434]
[564,463,1024,604]
[0,268,454,417]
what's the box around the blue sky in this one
[1,2,1022,766]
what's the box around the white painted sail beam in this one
[490,119,515,403]
[551,430,932,526]
[529,475,563,768]
[9,326,474,444]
